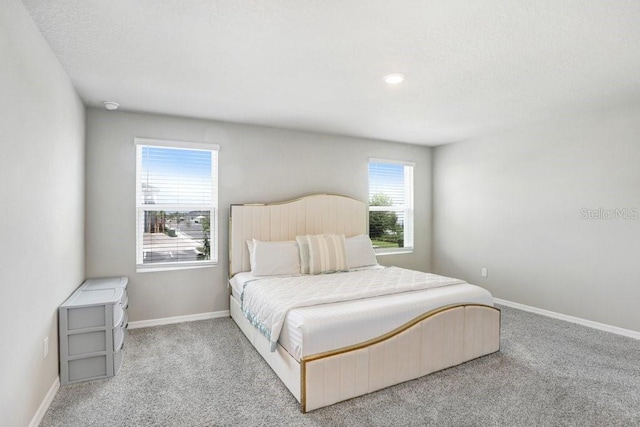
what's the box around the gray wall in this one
[432,104,640,332]
[0,1,86,425]
[85,109,432,322]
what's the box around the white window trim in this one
[368,158,415,255]
[134,137,219,272]
[135,137,220,151]
[137,260,216,273]
[368,158,415,167]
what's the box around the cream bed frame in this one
[229,194,500,412]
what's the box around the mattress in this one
[230,272,493,361]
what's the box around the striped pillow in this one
[305,234,348,274]
[295,235,311,274]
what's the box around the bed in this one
[229,194,500,412]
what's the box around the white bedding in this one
[280,283,493,360]
[229,266,382,299]
[231,268,493,360]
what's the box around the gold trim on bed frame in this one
[299,303,501,413]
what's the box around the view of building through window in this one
[368,160,414,251]
[140,210,211,263]
[136,141,218,268]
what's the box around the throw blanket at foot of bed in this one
[241,267,467,351]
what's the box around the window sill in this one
[375,249,414,256]
[136,261,217,273]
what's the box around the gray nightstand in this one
[59,276,128,385]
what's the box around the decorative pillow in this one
[345,234,378,269]
[295,235,310,274]
[305,234,348,274]
[250,239,301,276]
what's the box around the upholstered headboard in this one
[229,194,367,277]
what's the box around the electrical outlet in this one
[481,267,488,278]
[43,337,49,359]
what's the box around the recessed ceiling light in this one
[383,73,405,85]
[103,101,119,111]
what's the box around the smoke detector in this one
[103,101,119,111]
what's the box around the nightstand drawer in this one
[113,312,128,351]
[68,330,107,356]
[68,355,107,382]
[120,291,129,308]
[68,306,105,330]
[113,303,124,328]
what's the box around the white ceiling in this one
[22,0,640,146]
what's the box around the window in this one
[368,159,414,253]
[135,138,219,271]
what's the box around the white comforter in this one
[240,266,466,351]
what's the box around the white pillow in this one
[250,239,301,277]
[246,240,256,269]
[345,235,378,269]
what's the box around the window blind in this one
[138,146,213,207]
[135,138,219,270]
[368,159,414,251]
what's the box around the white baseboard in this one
[127,310,230,329]
[29,376,59,427]
[494,298,640,340]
